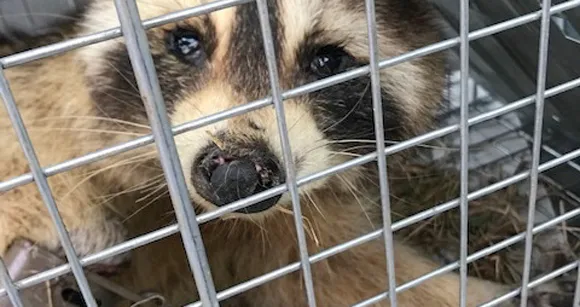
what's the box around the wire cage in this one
[0,0,579,306]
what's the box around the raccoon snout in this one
[192,145,284,214]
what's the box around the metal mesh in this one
[0,0,579,306]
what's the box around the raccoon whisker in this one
[104,62,141,94]
[136,0,180,10]
[98,88,146,115]
[275,206,320,247]
[226,218,241,241]
[61,151,157,200]
[301,134,414,157]
[335,127,401,139]
[100,84,143,99]
[94,88,146,114]
[246,214,266,232]
[336,174,375,229]
[250,216,272,255]
[136,182,168,203]
[94,159,160,205]
[205,130,224,150]
[122,183,169,223]
[0,13,83,22]
[75,23,112,34]
[26,127,147,137]
[323,139,458,152]
[304,190,326,222]
[29,115,151,130]
[328,151,363,158]
[96,173,166,203]
[151,208,176,228]
[288,106,313,133]
[99,174,166,206]
[259,218,267,257]
[138,177,169,194]
[301,141,331,156]
[302,215,320,247]
[320,80,371,134]
[138,189,171,220]
[337,173,378,204]
[216,218,233,243]
[86,151,157,178]
[88,159,161,212]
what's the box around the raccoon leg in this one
[0,179,130,272]
[387,242,513,307]
[263,240,514,307]
[237,239,513,307]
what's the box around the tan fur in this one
[0,52,157,261]
[0,0,519,306]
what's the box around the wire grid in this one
[0,0,579,306]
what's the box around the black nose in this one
[192,146,284,214]
[211,159,259,204]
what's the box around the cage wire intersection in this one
[0,0,580,306]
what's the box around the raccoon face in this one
[79,0,445,217]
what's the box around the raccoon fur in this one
[0,0,526,306]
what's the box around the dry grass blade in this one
[388,159,575,287]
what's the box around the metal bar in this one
[0,258,23,307]
[255,0,317,305]
[574,263,580,307]
[458,0,470,305]
[3,78,580,297]
[3,0,580,193]
[0,69,97,306]
[480,262,579,307]
[111,0,218,306]
[519,0,553,305]
[364,0,397,305]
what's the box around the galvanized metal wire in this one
[519,0,553,305]
[112,0,218,306]
[255,0,317,305]
[364,0,398,305]
[574,264,580,306]
[458,0,470,305]
[0,0,579,306]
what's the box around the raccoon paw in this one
[53,218,131,276]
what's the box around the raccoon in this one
[0,0,522,306]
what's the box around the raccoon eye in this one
[167,28,205,65]
[309,46,354,78]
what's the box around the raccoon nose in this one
[193,147,284,214]
[210,158,259,204]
